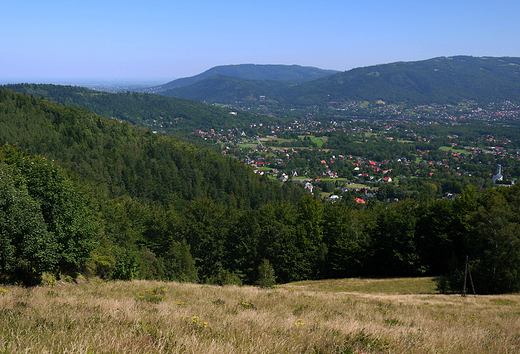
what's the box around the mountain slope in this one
[0,88,304,208]
[160,75,290,103]
[287,56,520,106]
[158,56,520,107]
[1,84,252,131]
[149,64,339,92]
[0,88,309,284]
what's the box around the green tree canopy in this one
[0,145,98,284]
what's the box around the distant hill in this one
[1,84,253,132]
[149,64,339,93]
[159,56,520,107]
[286,56,520,106]
[159,75,290,103]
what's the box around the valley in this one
[2,57,520,297]
[6,1,520,352]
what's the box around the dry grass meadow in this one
[1,277,519,353]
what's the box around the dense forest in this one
[1,88,520,294]
[1,84,254,132]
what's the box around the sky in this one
[2,0,520,85]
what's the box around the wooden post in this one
[462,255,468,297]
[468,258,476,298]
[462,255,476,298]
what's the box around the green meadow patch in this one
[341,182,370,189]
[438,146,471,155]
[311,138,323,147]
[237,143,258,149]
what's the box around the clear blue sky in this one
[2,0,519,84]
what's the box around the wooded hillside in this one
[1,84,252,132]
[1,88,520,294]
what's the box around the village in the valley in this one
[191,99,520,201]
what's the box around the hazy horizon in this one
[2,1,519,81]
[0,77,171,87]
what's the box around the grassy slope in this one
[1,278,519,353]
[280,277,438,294]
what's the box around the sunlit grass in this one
[0,278,519,353]
[237,143,257,149]
[438,146,472,155]
[279,277,439,294]
[340,182,371,189]
[311,138,324,148]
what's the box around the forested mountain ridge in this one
[149,64,339,92]
[1,83,252,132]
[0,88,302,207]
[158,56,520,107]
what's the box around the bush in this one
[435,275,451,294]
[209,269,242,286]
[0,146,97,285]
[41,272,57,287]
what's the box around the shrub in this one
[209,269,242,286]
[435,275,451,294]
[41,272,57,287]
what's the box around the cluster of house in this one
[191,104,520,193]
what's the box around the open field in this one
[1,278,520,353]
[438,146,472,155]
[237,143,257,149]
[311,137,326,148]
[340,182,372,190]
[259,135,328,150]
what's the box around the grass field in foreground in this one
[1,278,519,353]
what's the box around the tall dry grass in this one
[0,279,519,353]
